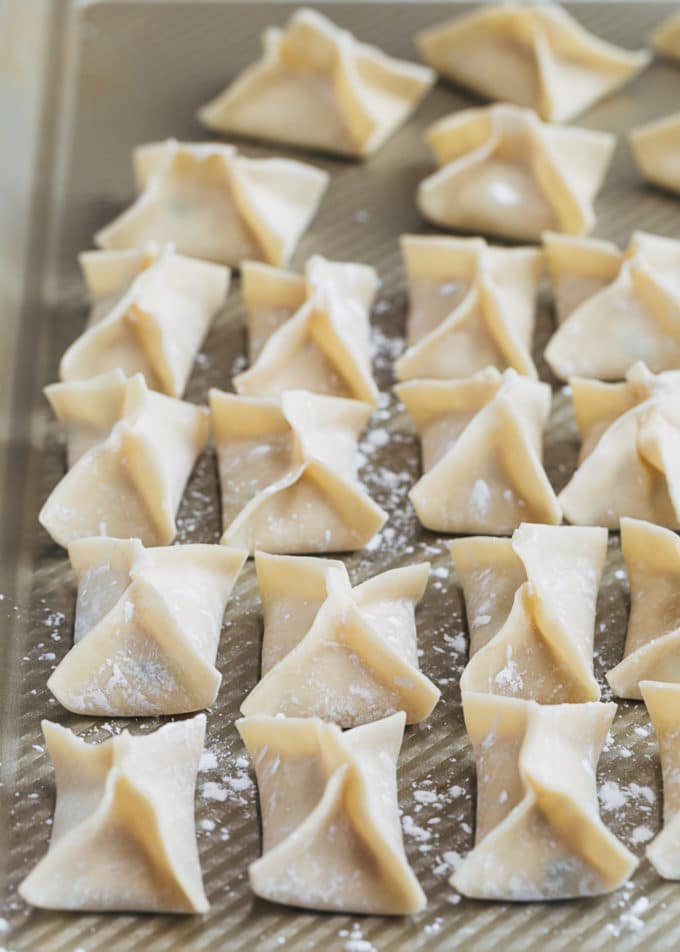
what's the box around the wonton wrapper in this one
[198,8,434,158]
[651,12,680,63]
[61,243,229,397]
[417,4,649,123]
[210,388,386,554]
[235,255,379,405]
[560,361,680,529]
[608,519,680,699]
[241,553,439,726]
[396,235,542,381]
[452,523,606,703]
[417,104,615,242]
[545,231,680,380]
[396,367,561,534]
[452,692,637,900]
[48,538,246,716]
[237,711,425,914]
[19,715,208,913]
[630,111,680,197]
[95,139,329,268]
[641,680,680,878]
[41,370,209,547]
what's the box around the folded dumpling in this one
[198,8,434,158]
[237,711,425,914]
[61,243,229,396]
[452,524,606,703]
[608,519,680,698]
[545,231,680,379]
[630,111,680,196]
[651,12,680,62]
[544,231,626,324]
[210,388,386,553]
[241,553,439,725]
[395,235,542,381]
[417,104,615,242]
[641,680,680,878]
[452,692,637,900]
[559,361,680,528]
[48,538,246,716]
[19,715,208,913]
[396,368,561,534]
[95,139,329,268]
[234,255,379,405]
[41,370,209,547]
[417,4,649,123]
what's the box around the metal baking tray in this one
[2,2,680,949]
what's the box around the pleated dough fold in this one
[545,231,680,379]
[559,361,680,528]
[630,111,680,196]
[608,519,680,698]
[651,12,680,62]
[241,553,439,726]
[396,368,561,534]
[61,243,229,396]
[41,370,209,547]
[48,538,246,716]
[237,711,425,914]
[395,235,542,381]
[235,255,379,405]
[19,715,208,913]
[95,139,329,268]
[453,524,606,703]
[452,693,637,900]
[641,680,680,879]
[417,4,649,123]
[210,388,386,554]
[198,8,434,158]
[417,104,615,242]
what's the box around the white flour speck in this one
[630,825,654,845]
[201,781,227,802]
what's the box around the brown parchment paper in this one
[2,3,680,950]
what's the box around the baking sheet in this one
[2,2,680,950]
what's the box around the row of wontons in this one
[22,518,680,911]
[39,234,680,553]
[84,7,680,267]
[23,3,680,921]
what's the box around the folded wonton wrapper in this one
[545,231,680,380]
[210,388,386,554]
[19,715,208,913]
[651,11,680,62]
[61,243,229,396]
[198,8,434,158]
[452,693,637,900]
[48,538,246,716]
[452,523,607,703]
[396,235,543,381]
[417,4,649,123]
[641,680,680,879]
[560,361,680,528]
[396,368,561,534]
[95,139,329,268]
[417,104,615,242]
[41,370,209,547]
[630,111,680,197]
[237,711,425,914]
[241,553,439,726]
[608,519,680,698]
[235,255,379,405]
